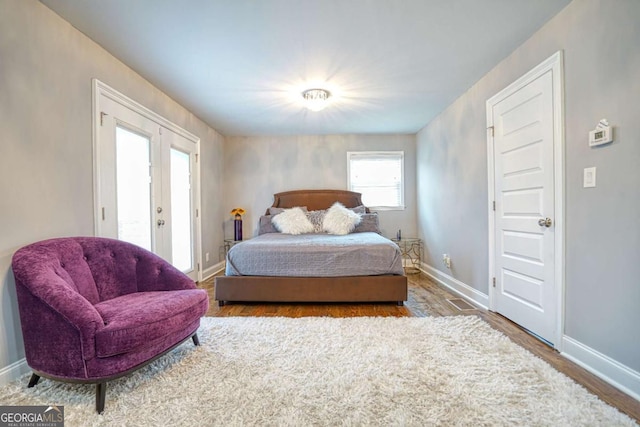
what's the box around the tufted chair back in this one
[12,237,184,304]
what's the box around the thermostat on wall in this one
[589,119,613,147]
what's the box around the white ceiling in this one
[41,0,571,136]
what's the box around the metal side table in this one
[391,237,422,274]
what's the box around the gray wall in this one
[0,0,224,377]
[223,135,417,240]
[417,0,640,371]
[3,0,637,391]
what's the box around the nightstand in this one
[390,237,422,274]
[223,239,245,256]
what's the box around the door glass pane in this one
[116,126,152,251]
[171,148,193,271]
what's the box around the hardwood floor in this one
[199,272,640,422]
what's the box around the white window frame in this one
[347,151,405,210]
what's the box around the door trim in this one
[486,51,565,349]
[92,79,203,281]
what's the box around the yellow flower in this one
[230,208,246,217]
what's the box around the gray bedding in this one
[225,232,405,277]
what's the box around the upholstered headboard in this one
[266,190,369,214]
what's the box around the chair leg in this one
[27,373,40,388]
[192,333,200,346]
[96,382,106,414]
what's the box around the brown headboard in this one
[267,190,369,214]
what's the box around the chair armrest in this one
[15,272,103,360]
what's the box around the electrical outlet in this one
[442,254,451,269]
[205,252,210,262]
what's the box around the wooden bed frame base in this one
[215,189,408,306]
[215,275,407,306]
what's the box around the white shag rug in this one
[0,316,635,426]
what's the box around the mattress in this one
[225,232,405,277]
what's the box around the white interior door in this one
[487,53,564,346]
[95,83,201,280]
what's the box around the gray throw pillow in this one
[349,205,367,214]
[353,212,381,234]
[269,206,308,215]
[306,209,326,233]
[258,215,279,234]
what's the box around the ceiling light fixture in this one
[302,88,331,111]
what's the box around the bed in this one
[214,189,408,306]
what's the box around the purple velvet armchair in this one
[11,237,209,413]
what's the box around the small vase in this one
[234,219,243,241]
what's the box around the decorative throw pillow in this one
[349,205,367,214]
[269,206,307,216]
[258,215,279,235]
[352,212,381,234]
[271,207,315,235]
[322,202,362,235]
[306,209,326,233]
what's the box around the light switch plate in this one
[583,167,596,188]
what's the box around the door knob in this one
[538,218,552,227]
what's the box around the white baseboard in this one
[562,336,640,402]
[0,357,29,386]
[419,262,489,310]
[202,262,225,281]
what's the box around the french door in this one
[94,81,201,280]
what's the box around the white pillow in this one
[271,207,315,235]
[322,202,362,235]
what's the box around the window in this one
[347,151,404,210]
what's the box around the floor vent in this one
[447,298,476,311]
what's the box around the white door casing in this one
[486,52,564,348]
[93,79,202,281]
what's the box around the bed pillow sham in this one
[269,206,307,216]
[352,212,381,234]
[258,215,279,235]
[322,202,362,235]
[306,209,326,233]
[350,205,367,214]
[271,207,315,235]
